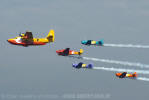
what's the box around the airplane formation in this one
[7,30,138,80]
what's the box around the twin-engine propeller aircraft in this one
[7,30,55,47]
[56,48,83,56]
[72,62,93,69]
[116,72,137,79]
[81,40,104,46]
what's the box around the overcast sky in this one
[1,0,149,100]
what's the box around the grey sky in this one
[1,0,149,100]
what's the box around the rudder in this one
[46,30,55,42]
[79,49,84,55]
[98,40,104,45]
[133,72,137,77]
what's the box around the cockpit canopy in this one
[25,31,33,39]
[19,30,33,39]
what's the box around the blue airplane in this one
[81,40,104,46]
[72,62,93,69]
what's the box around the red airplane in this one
[56,48,84,56]
[116,72,137,79]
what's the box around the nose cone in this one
[7,39,12,43]
[115,73,118,76]
[116,73,121,77]
[56,50,59,53]
[7,39,15,44]
[72,64,76,68]
[81,40,86,44]
[56,50,61,55]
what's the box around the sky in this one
[1,0,149,100]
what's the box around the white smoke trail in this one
[104,44,149,49]
[83,57,149,68]
[137,77,149,82]
[94,67,149,82]
[93,67,149,74]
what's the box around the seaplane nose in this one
[7,39,15,44]
[7,39,11,42]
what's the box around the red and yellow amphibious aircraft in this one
[7,30,55,46]
[116,72,137,79]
